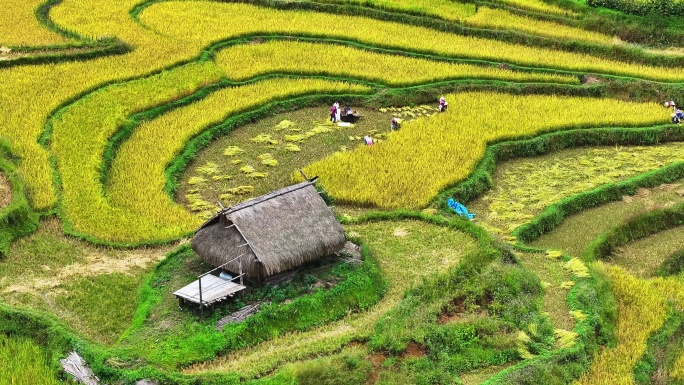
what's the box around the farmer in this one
[390,117,401,131]
[334,101,341,122]
[674,109,684,124]
[664,100,677,110]
[439,96,448,112]
[330,104,337,122]
[363,135,374,145]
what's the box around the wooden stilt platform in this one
[173,275,246,307]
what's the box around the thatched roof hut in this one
[191,181,346,283]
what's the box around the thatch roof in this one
[191,181,346,280]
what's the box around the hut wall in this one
[191,220,261,279]
[192,182,346,282]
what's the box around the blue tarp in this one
[447,198,475,219]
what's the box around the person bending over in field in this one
[439,96,448,112]
[664,100,677,110]
[364,135,374,145]
[390,117,401,131]
[330,104,337,122]
[673,109,684,124]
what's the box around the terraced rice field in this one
[2,0,684,383]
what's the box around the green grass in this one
[457,364,516,384]
[178,106,405,211]
[6,0,684,382]
[247,344,372,385]
[0,219,84,276]
[7,131,681,383]
[0,334,67,385]
[113,247,216,368]
[634,310,684,385]
[0,218,173,344]
[117,243,383,369]
[344,220,475,284]
[468,143,684,235]
[531,184,684,258]
[367,256,550,382]
[184,218,476,377]
[115,231,388,371]
[516,252,575,331]
[610,225,684,278]
[658,249,684,277]
[5,134,683,383]
[55,274,144,345]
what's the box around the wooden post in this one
[198,276,203,319]
[299,169,310,182]
[239,257,243,286]
[257,261,264,286]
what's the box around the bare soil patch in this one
[439,310,489,325]
[366,352,387,385]
[439,296,467,324]
[0,172,11,208]
[401,341,426,359]
[439,296,490,324]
